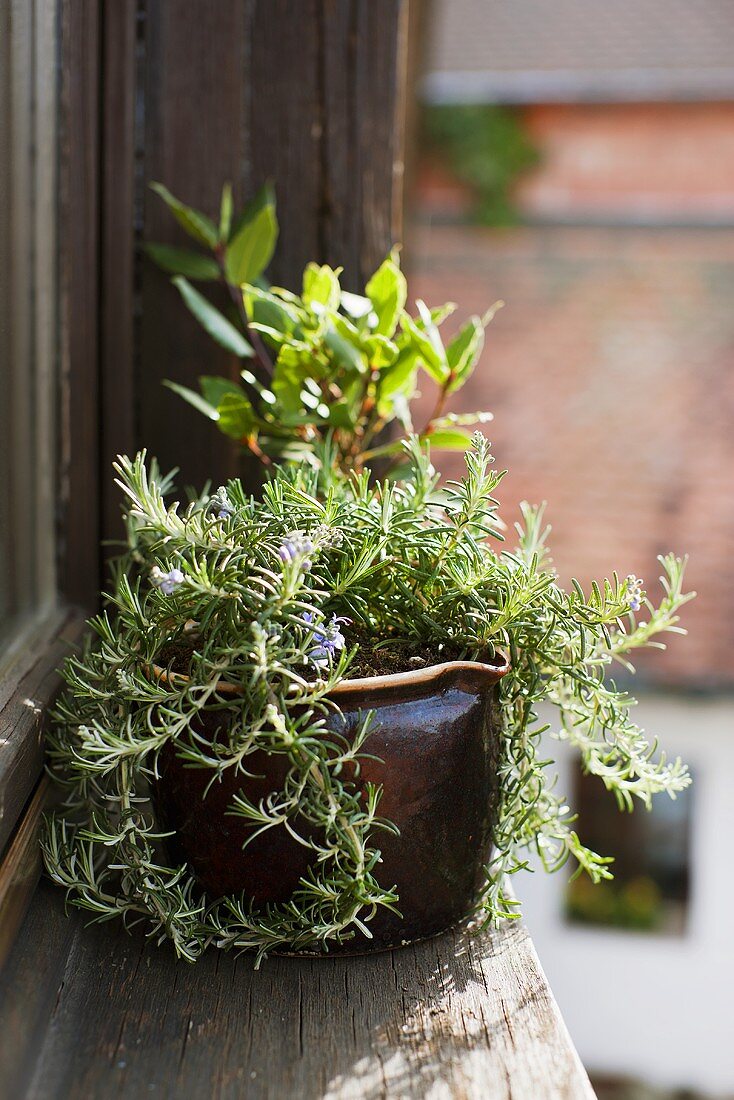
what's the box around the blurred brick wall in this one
[408,224,734,687]
[517,103,734,224]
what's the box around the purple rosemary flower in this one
[278,533,315,571]
[302,612,348,668]
[150,566,185,596]
[625,574,644,613]
[211,487,234,520]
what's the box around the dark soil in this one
[155,628,477,682]
[155,638,198,676]
[342,625,467,678]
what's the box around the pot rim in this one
[149,650,510,697]
[328,652,509,696]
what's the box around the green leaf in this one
[219,183,233,241]
[359,437,406,462]
[391,393,413,431]
[400,311,448,384]
[229,182,275,240]
[416,299,448,364]
[244,286,301,342]
[302,263,341,311]
[446,316,485,394]
[150,182,218,247]
[432,410,493,429]
[328,400,358,430]
[377,348,418,401]
[225,185,278,285]
[162,380,218,420]
[172,277,253,358]
[364,333,398,370]
[216,391,257,440]
[272,351,308,418]
[422,428,474,451]
[366,253,407,337]
[324,325,366,374]
[145,243,220,281]
[481,299,504,327]
[340,290,373,319]
[199,375,244,408]
[247,323,291,348]
[430,302,457,326]
[264,284,301,305]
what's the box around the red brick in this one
[407,224,734,686]
[517,103,734,223]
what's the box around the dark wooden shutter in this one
[60,0,408,607]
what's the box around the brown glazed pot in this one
[153,653,509,952]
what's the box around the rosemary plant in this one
[43,437,692,963]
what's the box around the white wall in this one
[518,695,734,1097]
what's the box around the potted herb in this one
[147,183,497,477]
[43,439,692,964]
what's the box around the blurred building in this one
[412,2,734,1096]
[424,0,734,225]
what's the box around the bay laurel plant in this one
[43,437,692,964]
[148,182,496,475]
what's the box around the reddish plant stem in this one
[419,371,455,439]
[243,434,271,467]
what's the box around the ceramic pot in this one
[153,653,509,952]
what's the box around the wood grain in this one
[0,610,86,855]
[247,0,406,292]
[0,881,594,1099]
[139,0,245,488]
[57,0,102,608]
[100,0,138,549]
[0,779,48,969]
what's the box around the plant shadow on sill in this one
[0,879,569,1100]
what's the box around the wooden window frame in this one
[0,0,94,959]
[1,0,59,634]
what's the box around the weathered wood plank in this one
[0,610,86,854]
[0,779,48,969]
[57,0,102,608]
[247,0,407,292]
[245,0,323,285]
[5,0,35,621]
[139,0,245,488]
[32,0,61,607]
[2,0,58,619]
[0,881,594,1099]
[0,882,80,1100]
[100,0,138,548]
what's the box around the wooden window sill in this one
[0,607,87,966]
[0,879,594,1099]
[0,611,594,1097]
